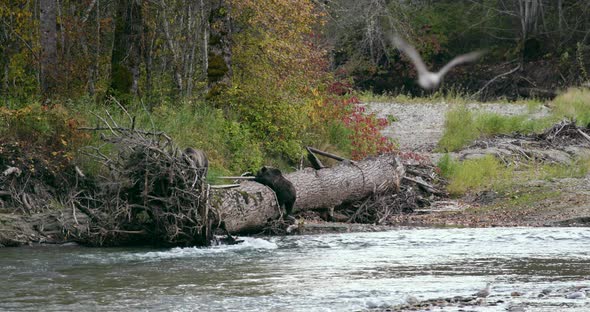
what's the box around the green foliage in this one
[537,157,590,180]
[551,88,590,126]
[327,121,353,155]
[311,87,395,160]
[437,153,457,178]
[207,53,229,83]
[439,105,551,152]
[70,98,263,174]
[438,105,477,152]
[441,155,507,196]
[0,104,86,153]
[474,113,549,136]
[222,121,263,172]
[439,153,590,196]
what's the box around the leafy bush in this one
[0,103,87,155]
[315,83,395,160]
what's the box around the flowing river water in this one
[1,227,589,311]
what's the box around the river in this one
[1,227,589,311]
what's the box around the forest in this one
[1,0,589,172]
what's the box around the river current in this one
[1,227,589,311]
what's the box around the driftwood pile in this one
[458,120,590,165]
[342,161,446,224]
[76,122,211,246]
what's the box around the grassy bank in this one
[438,154,590,196]
[438,88,590,152]
[436,87,590,197]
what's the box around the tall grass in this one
[438,105,552,151]
[68,98,263,175]
[438,153,590,196]
[551,88,590,126]
[439,154,509,195]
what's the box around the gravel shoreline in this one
[364,101,550,151]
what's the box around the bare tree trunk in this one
[110,0,142,97]
[200,0,209,81]
[216,155,404,233]
[159,0,184,93]
[207,0,232,91]
[557,0,563,40]
[40,0,58,100]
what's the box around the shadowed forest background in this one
[1,0,589,174]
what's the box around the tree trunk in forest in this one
[200,0,209,81]
[110,0,142,97]
[40,0,58,100]
[207,0,232,94]
[214,155,404,233]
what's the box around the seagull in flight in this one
[391,35,484,90]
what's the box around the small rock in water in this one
[365,299,390,309]
[473,283,492,298]
[565,291,586,299]
[511,291,523,297]
[541,288,552,295]
[405,295,419,305]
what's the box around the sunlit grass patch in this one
[438,153,590,196]
[438,105,551,152]
[551,88,590,126]
[439,154,509,196]
[438,105,477,152]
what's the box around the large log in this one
[214,154,404,233]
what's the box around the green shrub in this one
[438,105,476,151]
[437,153,457,178]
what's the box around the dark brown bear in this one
[254,166,296,216]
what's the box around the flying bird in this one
[390,35,483,90]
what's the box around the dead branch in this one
[306,146,356,164]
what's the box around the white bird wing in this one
[437,50,484,77]
[390,35,429,76]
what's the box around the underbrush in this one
[0,104,89,211]
[1,85,396,186]
[438,154,590,196]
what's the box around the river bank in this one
[365,98,590,229]
[3,95,590,247]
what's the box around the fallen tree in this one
[216,155,405,233]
